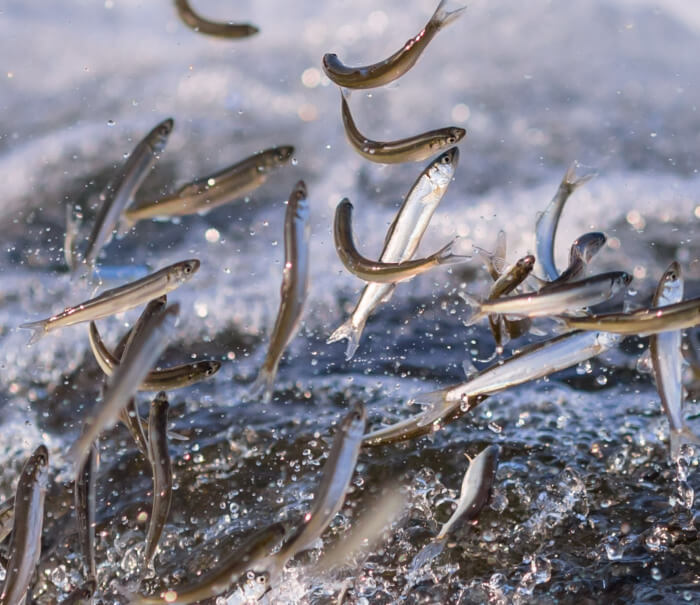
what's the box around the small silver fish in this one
[69,304,180,468]
[74,443,97,581]
[20,259,198,344]
[412,330,623,428]
[0,497,14,544]
[322,0,466,89]
[142,392,173,574]
[460,271,632,325]
[124,146,293,226]
[132,523,285,604]
[249,181,310,402]
[0,445,49,605]
[436,445,499,539]
[82,118,174,268]
[265,403,367,579]
[649,262,700,458]
[328,148,459,360]
[333,198,466,283]
[174,0,259,38]
[535,162,596,281]
[341,92,464,164]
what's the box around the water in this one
[1,0,700,602]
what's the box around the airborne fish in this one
[174,0,259,38]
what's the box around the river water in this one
[1,0,700,603]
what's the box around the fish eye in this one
[184,265,192,274]
[447,136,456,144]
[441,155,451,164]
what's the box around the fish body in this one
[436,445,499,540]
[267,403,367,577]
[249,181,310,402]
[333,199,466,283]
[542,232,607,288]
[174,0,259,38]
[322,0,465,89]
[414,330,623,427]
[461,271,632,325]
[0,497,14,544]
[535,162,596,281]
[124,146,293,225]
[142,393,173,573]
[20,260,198,344]
[0,445,49,605]
[341,92,464,163]
[74,444,97,581]
[328,148,458,359]
[88,321,220,391]
[83,118,174,267]
[68,304,180,468]
[648,263,700,458]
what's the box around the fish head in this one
[199,360,222,377]
[341,401,367,438]
[427,147,459,188]
[517,255,536,271]
[26,444,50,488]
[150,117,175,152]
[171,259,200,283]
[272,145,295,166]
[613,272,633,292]
[654,261,683,305]
[572,232,607,263]
[595,331,624,349]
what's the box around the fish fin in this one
[434,238,470,266]
[636,348,653,374]
[409,539,445,573]
[327,317,366,361]
[472,235,506,279]
[412,388,452,428]
[167,430,189,441]
[670,427,700,461]
[549,316,574,335]
[458,291,485,325]
[380,284,397,304]
[18,319,48,345]
[116,214,135,238]
[431,0,467,30]
[462,357,478,380]
[563,161,597,193]
[247,366,277,403]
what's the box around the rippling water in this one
[2,0,700,603]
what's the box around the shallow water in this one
[1,0,700,603]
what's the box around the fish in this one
[558,297,700,335]
[64,204,82,271]
[328,147,459,360]
[0,445,49,605]
[123,146,294,227]
[19,259,198,344]
[540,232,607,288]
[486,255,535,349]
[142,392,173,575]
[436,445,500,539]
[115,296,168,359]
[459,271,632,325]
[472,230,507,281]
[82,118,174,268]
[120,397,149,457]
[68,304,180,468]
[535,162,596,281]
[265,403,367,579]
[322,0,466,89]
[248,181,310,402]
[132,523,285,604]
[0,497,14,545]
[341,91,465,164]
[174,0,259,38]
[60,579,96,605]
[648,262,700,458]
[333,198,467,283]
[74,443,97,581]
[88,321,221,391]
[411,330,623,428]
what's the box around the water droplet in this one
[107,119,115,126]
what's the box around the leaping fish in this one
[322,0,466,89]
[535,162,596,281]
[333,198,467,283]
[82,118,174,268]
[341,91,465,164]
[123,146,294,227]
[249,181,310,402]
[19,259,198,344]
[328,148,459,360]
[648,262,700,459]
[174,0,259,38]
[540,232,607,289]
[0,445,49,605]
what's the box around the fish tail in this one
[431,0,467,30]
[434,239,470,266]
[327,317,365,361]
[472,230,506,277]
[563,161,596,193]
[412,388,452,428]
[458,291,485,325]
[116,214,135,238]
[18,319,48,345]
[670,426,700,461]
[247,364,277,403]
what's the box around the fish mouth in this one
[275,146,295,163]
